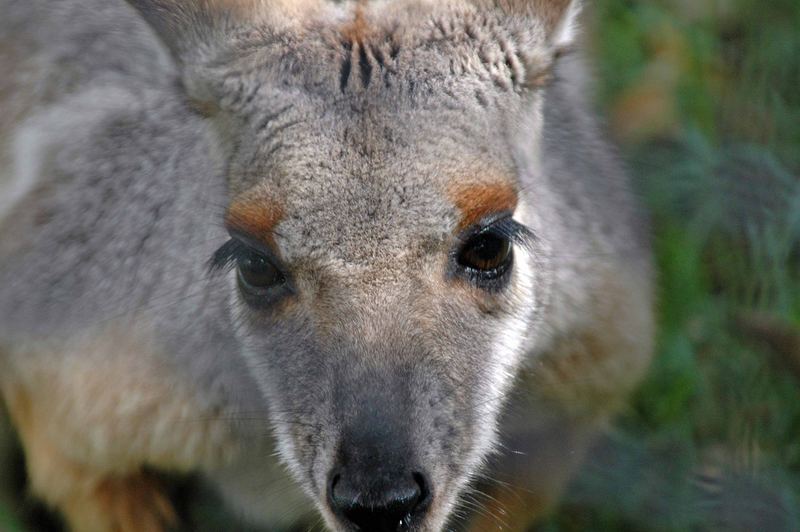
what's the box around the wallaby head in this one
[127,0,580,529]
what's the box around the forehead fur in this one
[215,0,557,103]
[201,1,558,262]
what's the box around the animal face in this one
[129,0,580,529]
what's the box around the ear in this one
[125,0,259,62]
[473,0,582,53]
[466,0,581,89]
[541,0,582,53]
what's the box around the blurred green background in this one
[540,0,800,530]
[2,0,799,530]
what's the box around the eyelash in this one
[207,219,535,276]
[208,239,255,274]
[462,215,536,249]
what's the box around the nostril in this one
[412,471,432,511]
[327,472,342,512]
[328,470,432,531]
[342,483,420,531]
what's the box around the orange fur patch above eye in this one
[225,195,285,245]
[448,181,519,229]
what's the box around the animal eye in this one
[237,250,285,292]
[457,232,513,281]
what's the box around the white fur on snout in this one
[486,253,535,445]
[227,272,325,516]
[226,272,306,478]
[451,212,539,513]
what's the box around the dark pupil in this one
[459,234,511,271]
[238,252,280,288]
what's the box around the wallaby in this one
[0,1,655,531]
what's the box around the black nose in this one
[329,471,431,531]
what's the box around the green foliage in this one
[0,500,24,532]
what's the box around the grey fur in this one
[0,1,654,530]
